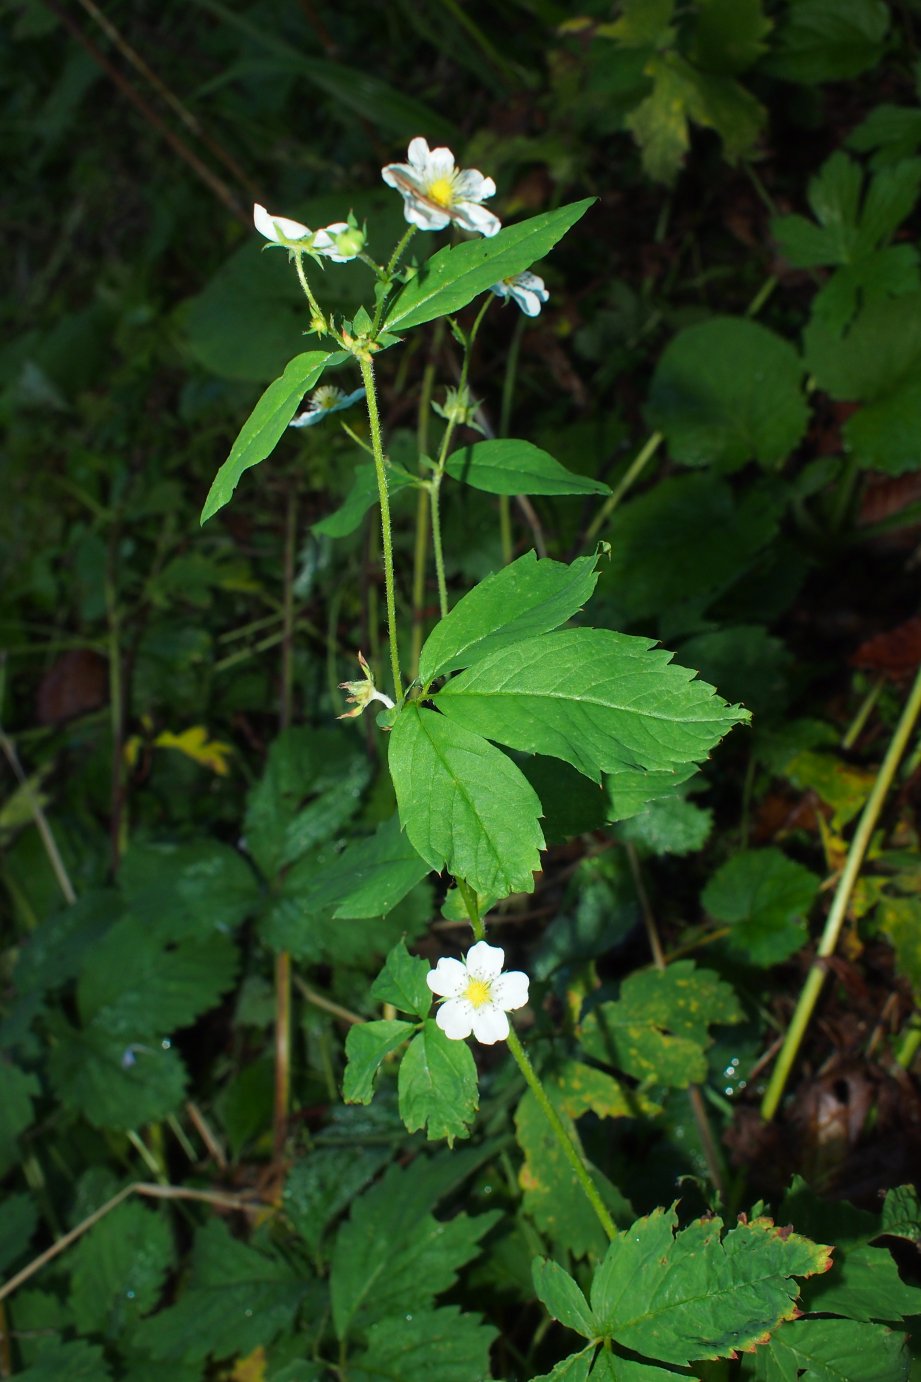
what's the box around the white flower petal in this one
[453,201,501,237]
[403,199,452,232]
[492,970,529,1011]
[466,941,505,980]
[437,997,475,1040]
[452,170,495,201]
[471,1005,510,1045]
[426,956,468,997]
[407,136,432,170]
[253,203,312,244]
[426,146,456,180]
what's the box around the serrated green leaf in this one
[605,0,675,46]
[389,704,544,899]
[68,1200,172,1335]
[119,841,259,942]
[303,815,430,920]
[445,439,611,497]
[580,961,742,1087]
[532,1257,598,1339]
[647,317,808,470]
[877,895,921,994]
[49,1016,188,1129]
[312,458,419,538]
[805,1242,921,1322]
[13,1342,112,1382]
[590,1207,831,1365]
[691,0,771,75]
[774,154,921,270]
[284,1146,391,1255]
[0,1063,39,1176]
[530,1345,596,1382]
[747,1316,909,1382]
[398,1019,479,1145]
[77,917,238,1034]
[627,52,764,183]
[133,1219,310,1362]
[14,889,121,996]
[763,0,889,84]
[330,1161,497,1337]
[436,627,746,786]
[370,939,433,1018]
[200,350,345,523]
[419,550,601,687]
[343,1019,414,1104]
[350,1306,497,1382]
[383,200,594,333]
[881,1184,921,1243]
[617,792,712,857]
[702,847,819,966]
[244,727,370,877]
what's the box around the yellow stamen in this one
[428,175,454,208]
[464,978,491,1008]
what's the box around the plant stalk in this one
[583,431,663,549]
[761,662,921,1121]
[359,356,404,700]
[506,1028,617,1243]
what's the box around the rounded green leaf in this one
[647,317,808,470]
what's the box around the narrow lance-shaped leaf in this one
[446,439,611,497]
[200,349,348,523]
[388,704,545,898]
[419,550,602,687]
[383,199,594,333]
[436,627,748,784]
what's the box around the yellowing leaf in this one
[154,726,234,776]
[227,1347,267,1381]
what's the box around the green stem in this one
[830,453,861,533]
[583,431,663,549]
[429,297,495,619]
[841,675,884,751]
[410,344,440,675]
[359,356,404,701]
[430,481,449,619]
[896,1020,921,1070]
[761,662,921,1121]
[506,1028,617,1243]
[456,876,486,941]
[293,251,328,334]
[497,314,525,566]
[371,225,417,333]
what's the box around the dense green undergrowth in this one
[4,1,921,1377]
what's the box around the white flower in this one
[338,652,394,720]
[253,204,364,261]
[491,271,549,317]
[381,137,501,237]
[426,941,529,1045]
[290,384,366,428]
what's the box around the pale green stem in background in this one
[761,663,921,1121]
[429,297,494,618]
[498,313,526,565]
[583,431,663,549]
[841,675,884,751]
[506,1028,617,1243]
[746,274,777,318]
[0,725,76,909]
[896,1020,921,1070]
[359,357,404,700]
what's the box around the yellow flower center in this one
[428,174,455,208]
[464,977,492,1008]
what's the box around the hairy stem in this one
[359,356,404,701]
[506,1028,617,1243]
[761,662,921,1121]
